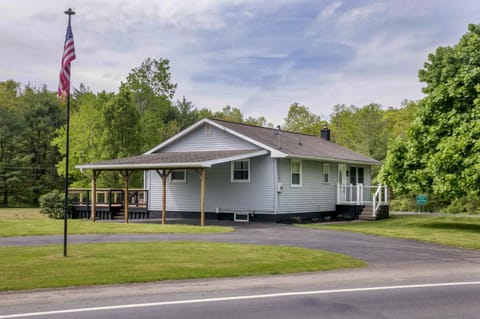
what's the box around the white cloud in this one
[339,2,386,24]
[319,1,343,18]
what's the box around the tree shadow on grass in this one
[420,222,480,233]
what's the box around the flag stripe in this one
[58,19,76,99]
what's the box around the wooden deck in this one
[69,188,149,220]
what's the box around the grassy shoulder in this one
[299,215,480,250]
[0,241,366,291]
[0,208,232,236]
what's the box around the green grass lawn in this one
[299,215,480,250]
[0,241,366,291]
[0,208,233,236]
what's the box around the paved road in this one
[2,282,480,319]
[1,222,480,318]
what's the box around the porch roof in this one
[75,149,268,171]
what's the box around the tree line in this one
[0,58,282,206]
[0,57,413,207]
[0,81,64,207]
[1,23,479,211]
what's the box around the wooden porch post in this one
[91,170,97,222]
[200,167,206,227]
[123,170,130,224]
[155,169,171,225]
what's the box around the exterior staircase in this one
[359,205,377,221]
[113,208,125,220]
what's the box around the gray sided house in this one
[76,118,388,223]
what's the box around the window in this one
[291,159,302,187]
[323,163,330,183]
[349,167,365,185]
[231,160,250,183]
[358,167,364,184]
[170,169,186,183]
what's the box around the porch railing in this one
[68,188,148,209]
[337,184,388,217]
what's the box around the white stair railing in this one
[337,184,388,209]
[372,184,383,218]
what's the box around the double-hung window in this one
[231,159,250,183]
[323,163,330,183]
[349,167,365,185]
[291,159,302,187]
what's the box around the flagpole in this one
[63,91,70,257]
[63,8,75,257]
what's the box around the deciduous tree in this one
[283,103,326,135]
[380,24,480,201]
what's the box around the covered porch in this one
[336,184,389,220]
[74,149,268,226]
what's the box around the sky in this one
[1,0,480,125]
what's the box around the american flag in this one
[58,18,76,99]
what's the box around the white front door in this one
[338,164,347,203]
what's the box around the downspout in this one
[273,158,277,213]
[273,158,280,213]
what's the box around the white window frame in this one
[349,166,365,185]
[291,159,302,187]
[323,163,330,183]
[170,169,186,183]
[231,159,250,183]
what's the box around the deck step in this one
[359,205,377,221]
[359,215,376,221]
[113,210,124,220]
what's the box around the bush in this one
[390,195,417,212]
[290,216,303,224]
[389,193,444,213]
[441,193,480,215]
[39,190,66,219]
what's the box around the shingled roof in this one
[209,119,381,165]
[76,118,380,170]
[76,149,268,170]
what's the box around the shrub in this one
[441,193,480,215]
[390,193,445,213]
[290,216,303,224]
[390,195,417,212]
[39,190,66,219]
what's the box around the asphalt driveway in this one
[2,221,480,267]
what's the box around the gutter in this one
[284,154,382,166]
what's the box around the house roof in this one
[76,118,381,171]
[208,119,381,165]
[76,149,268,170]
